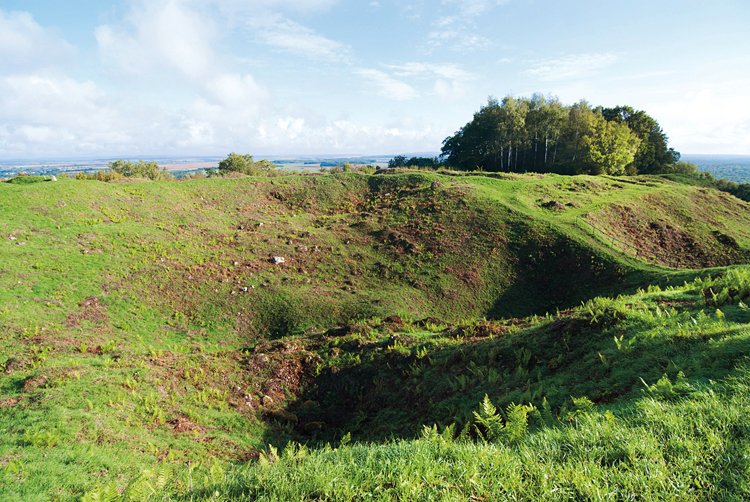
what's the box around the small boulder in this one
[272,256,285,265]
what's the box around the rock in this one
[49,175,57,182]
[272,256,285,265]
[261,395,274,407]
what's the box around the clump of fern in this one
[472,394,535,443]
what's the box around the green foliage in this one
[217,152,276,176]
[441,94,678,175]
[108,159,170,180]
[5,175,51,184]
[641,372,694,401]
[601,105,680,173]
[388,155,441,169]
[472,394,534,443]
[582,115,641,175]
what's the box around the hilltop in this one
[0,171,749,499]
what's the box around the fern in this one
[641,372,694,401]
[503,403,534,442]
[472,395,534,443]
[81,483,119,502]
[540,397,556,426]
[473,394,504,441]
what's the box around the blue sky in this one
[1,0,748,158]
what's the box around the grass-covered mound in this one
[0,171,749,499]
[89,268,750,500]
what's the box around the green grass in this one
[0,171,749,499]
[83,267,750,500]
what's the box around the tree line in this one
[439,94,682,175]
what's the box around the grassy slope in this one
[99,268,750,500]
[0,172,748,499]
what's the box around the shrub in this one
[217,153,275,176]
[108,160,171,180]
[6,175,49,184]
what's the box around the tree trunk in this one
[507,144,512,170]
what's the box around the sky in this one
[1,0,749,159]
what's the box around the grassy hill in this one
[0,171,749,499]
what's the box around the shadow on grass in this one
[258,305,750,448]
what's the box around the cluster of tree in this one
[74,160,171,181]
[106,160,171,180]
[715,178,750,202]
[215,153,276,176]
[440,94,680,175]
[387,155,441,169]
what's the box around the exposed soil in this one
[168,415,205,433]
[589,204,749,268]
[242,340,321,412]
[0,397,22,407]
[66,296,109,327]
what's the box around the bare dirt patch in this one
[67,296,109,327]
[0,397,22,407]
[589,204,748,268]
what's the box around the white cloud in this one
[0,73,135,155]
[212,0,337,13]
[356,69,418,101]
[647,84,750,154]
[385,62,475,99]
[206,0,349,61]
[91,0,270,152]
[425,0,509,53]
[524,53,617,81]
[95,0,216,79]
[388,62,473,81]
[204,73,269,109]
[256,16,350,61]
[253,116,444,154]
[0,10,73,72]
[442,0,510,17]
